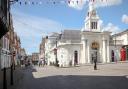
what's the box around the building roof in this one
[112,29,128,37]
[49,32,59,38]
[32,53,39,55]
[60,30,81,43]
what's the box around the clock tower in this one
[84,0,101,32]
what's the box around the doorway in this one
[74,51,78,65]
[91,41,100,63]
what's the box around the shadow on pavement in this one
[13,66,128,89]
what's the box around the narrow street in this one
[10,63,128,89]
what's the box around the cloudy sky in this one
[11,0,128,54]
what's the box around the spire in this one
[89,0,95,12]
[83,0,101,32]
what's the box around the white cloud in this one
[103,23,121,34]
[98,20,103,26]
[94,0,122,8]
[68,0,87,10]
[68,0,122,10]
[122,14,128,24]
[12,10,63,54]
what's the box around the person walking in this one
[42,58,45,67]
[91,54,94,64]
[94,51,97,70]
[38,59,42,67]
[111,50,114,62]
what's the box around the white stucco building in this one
[44,1,128,67]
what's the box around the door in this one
[74,51,78,65]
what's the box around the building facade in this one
[110,30,128,61]
[0,32,11,69]
[39,37,45,60]
[20,48,26,65]
[44,1,128,67]
[0,0,10,38]
[32,53,39,65]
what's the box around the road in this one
[11,62,128,89]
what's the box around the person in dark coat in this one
[111,50,114,62]
[94,51,97,70]
[91,54,94,64]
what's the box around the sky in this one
[11,0,128,55]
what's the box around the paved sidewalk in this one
[0,66,24,89]
[10,63,128,89]
[8,66,25,89]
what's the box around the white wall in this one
[0,36,11,69]
[81,32,111,64]
[109,46,122,62]
[57,44,81,67]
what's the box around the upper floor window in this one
[91,22,97,29]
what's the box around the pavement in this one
[10,62,128,89]
[0,66,24,89]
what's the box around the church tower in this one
[84,0,101,32]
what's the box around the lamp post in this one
[55,38,58,66]
[54,33,62,67]
[2,49,7,89]
[9,0,18,86]
[115,33,116,48]
[114,33,117,62]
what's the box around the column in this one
[82,39,88,64]
[85,39,88,63]
[107,40,110,62]
[102,40,107,63]
[82,39,85,64]
[87,40,90,63]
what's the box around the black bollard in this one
[10,64,13,85]
[94,52,97,70]
[3,68,7,89]
[94,60,97,70]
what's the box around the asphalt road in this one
[11,63,128,89]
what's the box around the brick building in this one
[32,53,39,65]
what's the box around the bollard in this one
[3,68,7,89]
[10,64,13,85]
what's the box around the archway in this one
[91,41,100,63]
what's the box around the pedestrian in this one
[20,56,24,67]
[38,60,40,67]
[111,50,114,62]
[42,58,44,67]
[91,54,94,64]
[94,51,97,70]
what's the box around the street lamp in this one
[114,33,117,62]
[54,33,62,67]
[55,38,58,66]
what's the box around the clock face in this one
[92,10,96,16]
